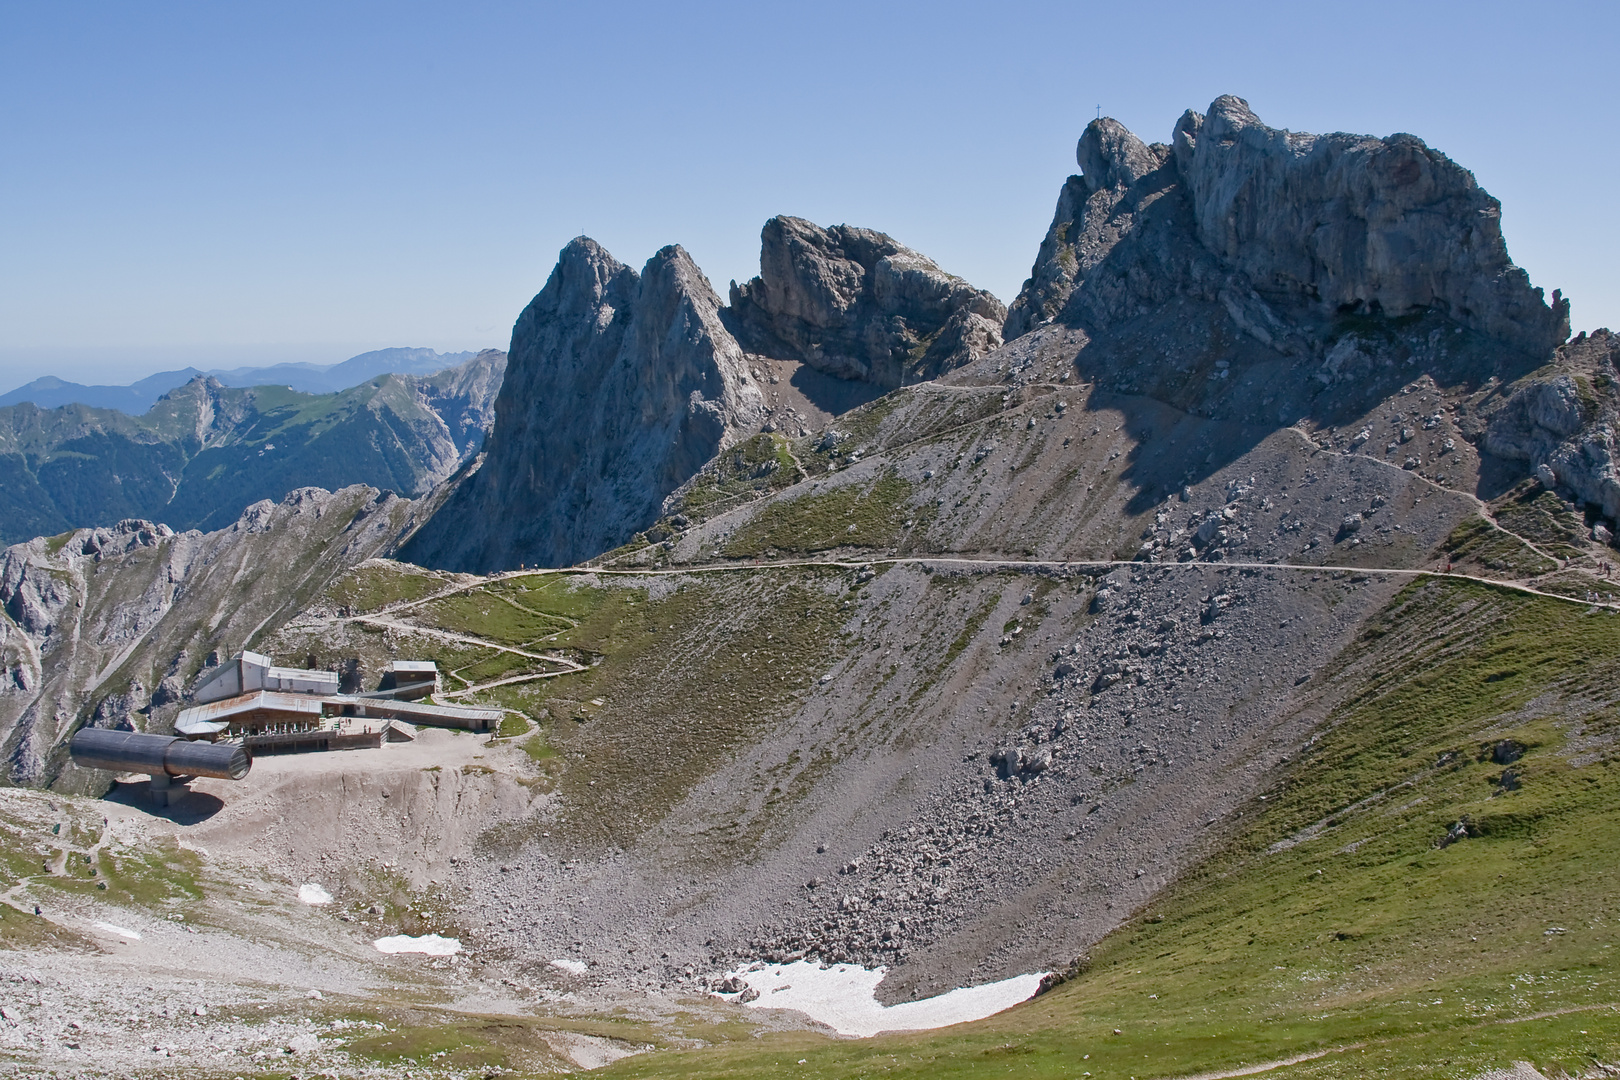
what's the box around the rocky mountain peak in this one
[1006,96,1570,359]
[403,217,1002,572]
[1077,116,1163,193]
[399,237,765,572]
[729,215,1006,388]
[1176,95,1568,355]
[546,235,639,319]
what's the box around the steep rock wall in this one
[1005,97,1569,362]
[1486,330,1620,522]
[399,239,766,572]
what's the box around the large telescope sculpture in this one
[69,728,250,806]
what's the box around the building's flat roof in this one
[175,690,329,727]
[328,695,501,724]
[386,660,438,673]
[175,717,231,737]
[266,666,339,684]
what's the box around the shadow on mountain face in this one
[1068,302,1548,518]
[994,99,1566,519]
[788,362,887,418]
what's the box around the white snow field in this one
[372,933,461,955]
[723,961,1047,1037]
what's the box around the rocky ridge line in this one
[404,221,1003,573]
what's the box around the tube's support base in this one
[148,772,188,808]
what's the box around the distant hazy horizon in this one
[0,342,501,392]
[4,0,1616,389]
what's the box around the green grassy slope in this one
[273,565,857,857]
[591,578,1620,1079]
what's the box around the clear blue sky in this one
[2,0,1615,388]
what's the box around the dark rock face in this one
[400,239,765,572]
[729,216,1006,388]
[1177,96,1567,355]
[1003,119,1175,340]
[1005,96,1569,360]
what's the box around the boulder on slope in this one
[1485,330,1620,521]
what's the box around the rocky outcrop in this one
[1176,96,1568,355]
[1003,120,1175,339]
[1486,330,1620,522]
[399,239,766,572]
[0,486,414,786]
[729,216,1006,388]
[401,221,1003,572]
[1005,97,1569,360]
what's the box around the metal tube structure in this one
[69,728,251,781]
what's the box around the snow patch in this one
[720,961,1045,1038]
[373,933,461,956]
[298,882,333,905]
[93,921,141,941]
[549,958,588,976]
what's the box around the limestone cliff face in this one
[0,486,413,786]
[399,239,766,572]
[729,216,1006,388]
[1005,97,1569,359]
[1002,119,1171,340]
[1176,96,1567,355]
[1486,330,1620,521]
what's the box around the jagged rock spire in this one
[400,237,765,572]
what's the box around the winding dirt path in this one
[2,814,111,914]
[328,613,588,699]
[416,555,1618,613]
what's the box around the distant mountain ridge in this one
[0,349,505,544]
[0,346,481,413]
